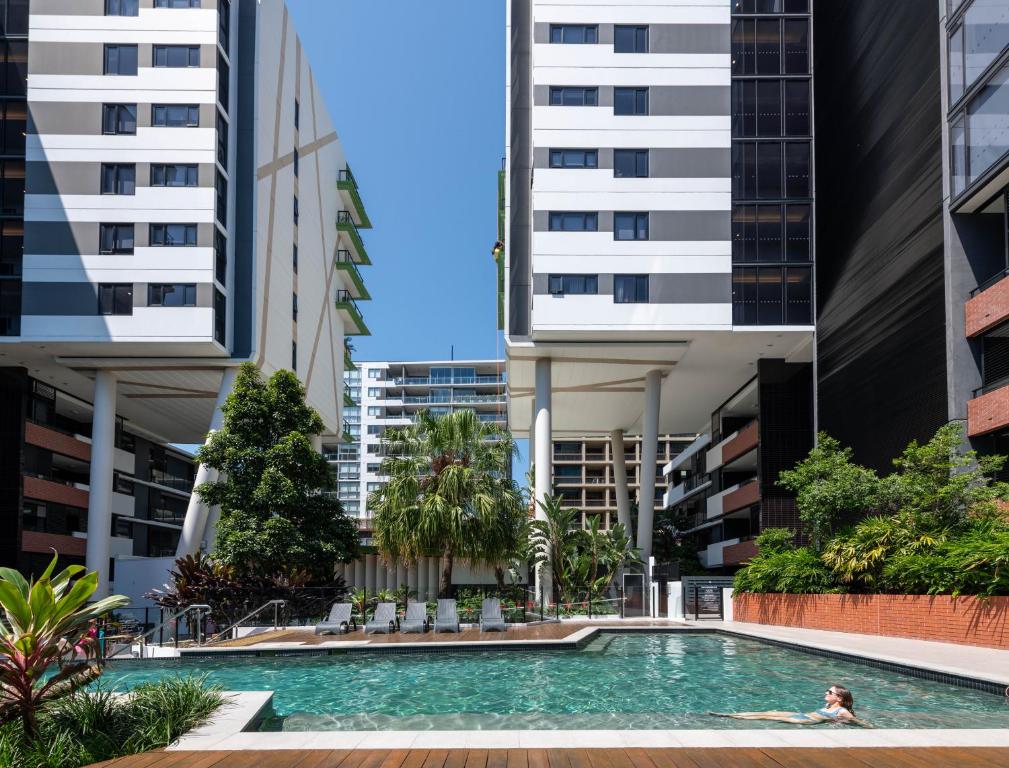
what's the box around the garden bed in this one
[732,593,1009,650]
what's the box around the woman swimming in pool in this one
[711,685,857,724]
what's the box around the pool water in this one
[99,633,1009,731]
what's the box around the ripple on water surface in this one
[99,633,1009,731]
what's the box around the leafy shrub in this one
[734,546,837,594]
[0,675,225,768]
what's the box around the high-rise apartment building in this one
[327,360,508,597]
[504,0,816,577]
[0,0,372,594]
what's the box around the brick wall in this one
[21,530,86,557]
[966,275,1009,337]
[24,421,91,462]
[967,385,1009,437]
[733,593,1009,650]
[23,475,89,509]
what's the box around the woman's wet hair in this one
[831,685,854,715]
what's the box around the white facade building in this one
[0,0,373,595]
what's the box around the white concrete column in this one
[417,557,428,602]
[611,429,632,535]
[533,357,553,603]
[407,562,418,599]
[311,434,323,453]
[353,558,365,589]
[85,371,117,598]
[427,557,439,598]
[364,555,376,593]
[177,367,238,557]
[396,563,407,591]
[636,370,661,561]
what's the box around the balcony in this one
[23,475,89,509]
[334,250,370,300]
[336,289,370,336]
[343,390,355,408]
[706,420,758,473]
[337,167,372,229]
[663,474,712,508]
[342,420,355,444]
[392,374,505,386]
[25,422,92,463]
[966,269,1009,338]
[706,477,760,519]
[723,538,758,566]
[402,394,503,405]
[967,380,1009,437]
[336,211,371,265]
[344,342,356,371]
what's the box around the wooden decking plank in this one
[422,749,451,768]
[376,749,414,768]
[545,748,572,768]
[562,748,593,768]
[292,749,358,768]
[527,748,550,768]
[335,748,378,768]
[644,749,703,768]
[204,749,280,768]
[621,747,660,768]
[444,750,470,768]
[683,748,781,768]
[486,749,510,768]
[398,749,430,768]
[505,748,529,768]
[756,748,848,768]
[584,747,620,768]
[464,748,490,768]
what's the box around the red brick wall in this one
[24,422,91,462]
[733,593,1009,650]
[966,275,1009,337]
[723,539,758,566]
[967,385,1009,437]
[723,479,761,514]
[21,530,87,557]
[23,475,89,509]
[723,420,758,465]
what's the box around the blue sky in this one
[287,0,529,479]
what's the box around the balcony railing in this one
[334,250,370,300]
[402,394,503,404]
[337,167,372,229]
[336,210,371,265]
[392,374,505,386]
[336,289,370,336]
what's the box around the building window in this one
[150,163,197,187]
[367,426,383,436]
[216,110,228,166]
[549,25,598,44]
[99,223,134,254]
[292,292,298,322]
[548,274,597,295]
[548,211,598,231]
[367,368,382,379]
[367,406,382,416]
[152,104,200,127]
[214,288,226,344]
[367,387,381,396]
[293,148,299,177]
[100,164,135,195]
[98,284,133,315]
[153,45,200,68]
[733,141,812,200]
[614,25,648,53]
[294,98,300,129]
[105,0,139,16]
[292,341,297,371]
[614,212,649,241]
[614,149,648,178]
[215,229,227,286]
[103,45,138,76]
[219,0,231,51]
[102,104,136,135]
[216,171,227,225]
[150,223,197,247]
[218,52,230,111]
[293,244,298,274]
[367,463,381,473]
[549,149,597,169]
[155,0,201,7]
[148,283,196,307]
[549,87,598,106]
[784,142,810,198]
[293,195,299,225]
[613,275,649,303]
[614,87,648,116]
[732,265,811,325]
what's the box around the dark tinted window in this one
[218,52,230,111]
[614,87,648,115]
[784,142,810,197]
[614,212,649,240]
[783,19,809,74]
[614,275,649,303]
[215,229,227,286]
[548,274,598,294]
[783,80,810,135]
[550,149,598,168]
[549,87,598,106]
[155,0,201,7]
[614,25,648,53]
[153,45,200,67]
[99,223,134,254]
[98,284,133,315]
[148,284,196,306]
[100,164,135,195]
[216,171,227,225]
[548,212,598,231]
[104,45,138,75]
[549,25,598,44]
[151,164,197,187]
[214,288,226,344]
[106,0,139,15]
[614,149,648,178]
[152,104,199,127]
[216,110,228,165]
[102,104,137,135]
[150,223,197,247]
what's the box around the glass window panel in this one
[756,204,782,261]
[783,19,809,74]
[783,0,808,11]
[613,275,648,303]
[967,63,1009,184]
[755,0,782,11]
[757,266,783,324]
[755,19,780,75]
[783,80,810,136]
[785,266,812,324]
[615,25,648,53]
[951,115,967,195]
[732,205,757,262]
[785,204,811,261]
[732,267,758,324]
[785,141,810,197]
[756,142,781,198]
[964,1,1009,90]
[732,141,757,198]
[732,18,755,75]
[950,24,965,104]
[756,80,781,136]
[732,80,756,137]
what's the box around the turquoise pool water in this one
[99,633,1009,731]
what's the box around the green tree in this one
[529,495,582,604]
[576,517,640,596]
[197,363,360,580]
[777,432,880,550]
[369,409,521,596]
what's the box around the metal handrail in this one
[106,603,211,659]
[205,599,286,646]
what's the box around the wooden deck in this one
[89,746,1009,768]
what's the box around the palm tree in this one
[369,409,521,596]
[529,495,582,604]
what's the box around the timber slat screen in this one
[89,747,1009,768]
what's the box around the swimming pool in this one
[99,633,1009,731]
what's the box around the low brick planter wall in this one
[733,593,1009,650]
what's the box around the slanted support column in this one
[611,429,632,535]
[533,357,553,603]
[86,371,117,598]
[177,367,238,557]
[636,370,662,562]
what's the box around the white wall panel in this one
[534,232,730,256]
[534,47,727,70]
[534,108,728,132]
[535,254,731,274]
[534,6,729,25]
[532,295,732,329]
[534,190,729,211]
[534,129,729,148]
[30,10,217,32]
[29,129,217,153]
[21,307,215,341]
[533,65,728,87]
[536,171,729,194]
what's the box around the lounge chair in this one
[365,602,398,634]
[434,598,460,633]
[314,603,356,635]
[479,597,507,632]
[400,601,429,633]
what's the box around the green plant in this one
[753,527,795,556]
[776,433,881,551]
[0,555,129,737]
[733,547,837,594]
[370,409,521,596]
[197,362,360,580]
[529,496,582,604]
